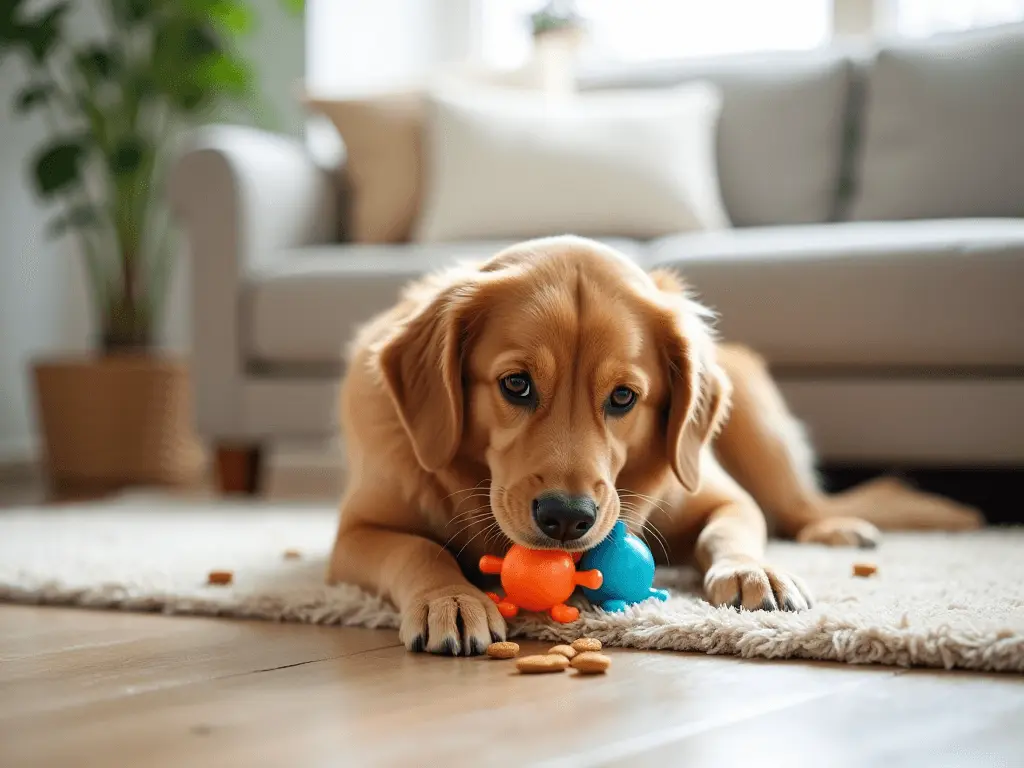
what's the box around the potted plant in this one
[0,0,302,494]
[529,0,586,41]
[527,0,587,95]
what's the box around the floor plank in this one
[1,605,1021,768]
[0,605,889,768]
[0,605,399,719]
[617,670,1024,768]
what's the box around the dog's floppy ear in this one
[378,279,479,473]
[649,269,733,492]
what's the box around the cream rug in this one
[1,494,1022,673]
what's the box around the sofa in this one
[169,24,1024,492]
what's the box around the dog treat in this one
[571,652,612,674]
[282,549,302,560]
[853,562,878,577]
[486,641,520,659]
[207,570,233,586]
[516,654,570,674]
[549,644,577,659]
[571,638,602,653]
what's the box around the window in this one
[477,0,832,70]
[888,0,1024,37]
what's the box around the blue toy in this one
[578,521,669,612]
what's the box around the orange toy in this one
[480,547,603,624]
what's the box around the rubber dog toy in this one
[578,521,669,612]
[480,547,603,623]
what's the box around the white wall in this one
[0,0,304,463]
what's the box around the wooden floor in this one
[0,605,1021,768]
[2,462,1023,767]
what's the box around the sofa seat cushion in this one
[244,239,645,365]
[649,219,1024,367]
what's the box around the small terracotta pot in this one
[31,355,204,493]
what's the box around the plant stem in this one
[34,60,110,337]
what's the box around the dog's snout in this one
[531,492,597,542]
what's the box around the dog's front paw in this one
[704,557,813,612]
[796,517,881,548]
[400,585,508,656]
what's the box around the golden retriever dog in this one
[328,236,982,655]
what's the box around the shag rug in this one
[1,494,1022,673]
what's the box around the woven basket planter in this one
[32,356,204,492]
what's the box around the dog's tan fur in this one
[328,236,982,655]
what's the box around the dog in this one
[327,236,982,655]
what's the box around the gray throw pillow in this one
[849,23,1024,221]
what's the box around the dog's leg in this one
[714,344,983,547]
[688,461,813,611]
[329,522,507,656]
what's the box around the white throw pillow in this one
[413,82,730,243]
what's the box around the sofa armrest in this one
[168,124,337,440]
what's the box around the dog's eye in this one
[499,373,534,405]
[606,386,637,415]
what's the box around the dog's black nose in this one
[531,492,597,542]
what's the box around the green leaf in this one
[209,1,254,34]
[48,204,99,238]
[22,2,69,64]
[108,137,148,177]
[33,140,86,198]
[280,0,305,15]
[14,82,54,113]
[110,0,151,26]
[183,24,222,60]
[75,45,119,81]
[197,54,252,98]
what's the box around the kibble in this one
[516,654,570,674]
[283,549,302,560]
[853,562,878,577]
[486,641,520,659]
[571,637,602,653]
[571,651,612,674]
[207,570,233,586]
[549,644,577,659]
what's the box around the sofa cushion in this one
[303,91,424,244]
[849,24,1024,221]
[245,239,645,365]
[578,51,853,227]
[415,82,729,242]
[648,219,1024,367]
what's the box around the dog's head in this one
[379,236,730,551]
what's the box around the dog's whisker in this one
[615,509,670,561]
[442,512,489,528]
[483,522,510,553]
[442,482,493,510]
[439,513,496,552]
[443,515,492,535]
[618,488,670,509]
[451,493,494,514]
[617,489,673,519]
[443,514,493,536]
[455,522,499,561]
[441,480,492,503]
[638,519,671,564]
[625,491,672,516]
[445,504,494,528]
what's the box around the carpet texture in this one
[1,495,1021,673]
